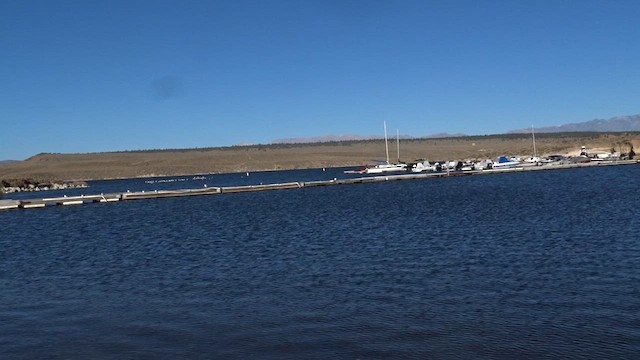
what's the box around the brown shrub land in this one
[1,132,638,181]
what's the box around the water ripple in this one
[2,165,640,358]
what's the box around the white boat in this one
[469,159,494,170]
[364,162,407,174]
[517,126,543,167]
[410,159,437,172]
[345,121,407,174]
[491,156,521,169]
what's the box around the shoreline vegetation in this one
[1,133,638,190]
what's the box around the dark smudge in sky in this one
[151,76,184,100]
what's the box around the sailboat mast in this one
[384,121,390,164]
[396,129,400,163]
[532,125,537,157]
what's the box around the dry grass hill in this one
[1,132,638,181]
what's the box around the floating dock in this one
[1,160,638,211]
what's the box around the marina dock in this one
[1,160,638,211]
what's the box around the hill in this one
[1,132,638,181]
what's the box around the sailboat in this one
[362,122,407,174]
[522,125,543,165]
[344,122,407,174]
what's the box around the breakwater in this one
[1,160,637,211]
[0,179,88,193]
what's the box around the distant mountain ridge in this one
[509,114,640,133]
[272,132,466,144]
[274,114,640,145]
[272,134,377,143]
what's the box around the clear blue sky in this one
[2,0,639,160]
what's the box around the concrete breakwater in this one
[1,160,638,211]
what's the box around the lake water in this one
[2,165,639,359]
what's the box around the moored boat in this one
[491,156,521,169]
[344,121,407,174]
[364,162,407,174]
[409,159,437,172]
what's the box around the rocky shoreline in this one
[0,179,88,194]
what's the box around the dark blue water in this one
[2,165,639,359]
[3,167,356,200]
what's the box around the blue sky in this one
[2,0,639,160]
